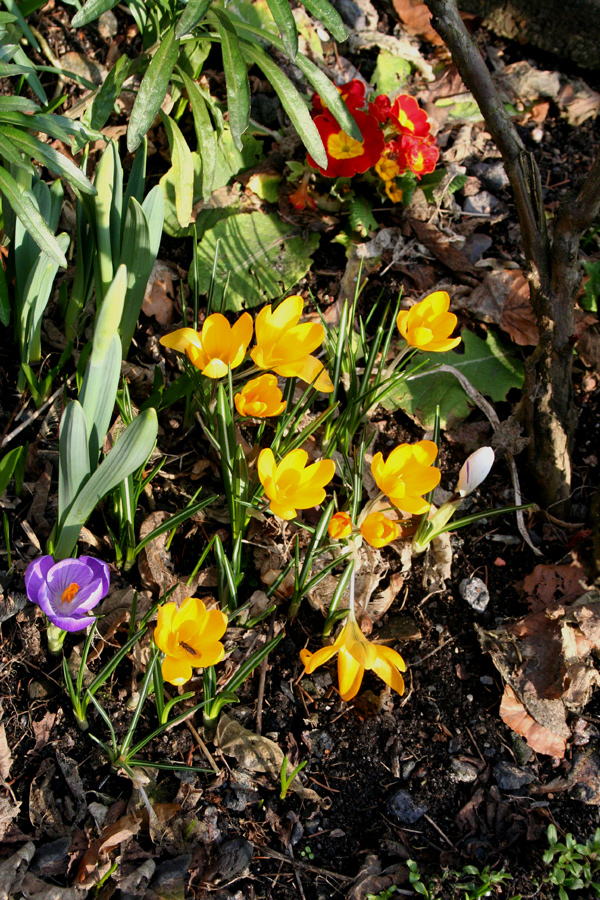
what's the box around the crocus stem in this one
[348,570,356,619]
[47,623,67,656]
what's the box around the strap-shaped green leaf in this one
[20,232,69,363]
[265,0,298,59]
[58,400,90,528]
[87,53,132,133]
[0,251,8,326]
[0,129,33,170]
[227,16,361,140]
[240,39,327,169]
[2,125,95,194]
[0,165,66,266]
[118,192,162,356]
[0,96,39,113]
[79,332,121,467]
[0,446,22,497]
[122,139,147,215]
[178,69,216,201]
[127,27,179,154]
[72,0,119,28]
[2,0,39,50]
[301,0,347,42]
[159,110,193,229]
[175,0,212,38]
[54,408,159,560]
[213,8,250,152]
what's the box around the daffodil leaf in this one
[383,330,524,430]
[191,210,320,311]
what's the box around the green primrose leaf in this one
[213,8,250,151]
[127,27,179,154]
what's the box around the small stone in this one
[463,232,493,264]
[459,577,490,613]
[402,760,416,780]
[451,758,479,783]
[206,839,254,882]
[480,676,494,686]
[28,680,50,700]
[302,729,334,757]
[463,191,503,216]
[448,737,462,754]
[30,837,71,877]
[473,160,509,191]
[512,736,535,766]
[494,761,535,791]
[98,10,118,40]
[387,789,427,824]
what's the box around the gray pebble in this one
[462,232,493,263]
[402,760,416,780]
[451,758,479,783]
[494,761,535,791]
[459,577,490,613]
[473,160,509,191]
[303,729,334,757]
[463,191,503,216]
[387,789,427,824]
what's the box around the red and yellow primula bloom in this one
[307,110,384,179]
[397,134,439,178]
[396,290,461,352]
[258,448,335,521]
[251,294,333,392]
[390,94,431,138]
[312,79,366,116]
[160,312,252,379]
[372,440,440,515]
[154,597,228,686]
[234,374,286,418]
[300,613,406,701]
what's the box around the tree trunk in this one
[457,0,600,69]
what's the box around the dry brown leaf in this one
[466,269,539,345]
[558,78,600,126]
[0,795,21,844]
[409,219,479,281]
[142,260,177,326]
[31,712,56,755]
[77,814,142,884]
[29,759,66,838]
[522,562,586,612]
[0,722,12,781]
[0,843,35,900]
[392,0,444,44]
[499,685,567,759]
[215,715,326,805]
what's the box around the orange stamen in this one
[61,582,80,604]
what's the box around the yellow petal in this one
[160,328,203,353]
[201,314,232,360]
[337,647,364,700]
[269,500,297,520]
[162,654,193,686]
[372,652,405,695]
[257,448,276,486]
[388,493,430,515]
[295,354,334,392]
[300,643,338,673]
[202,358,230,379]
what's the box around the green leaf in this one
[192,210,320,311]
[348,195,377,237]
[383,330,525,429]
[0,446,22,497]
[54,409,158,560]
[72,0,119,27]
[178,69,217,201]
[265,0,298,58]
[58,400,90,528]
[301,0,347,42]
[175,0,212,38]
[239,38,326,168]
[159,110,193,229]
[2,125,95,194]
[0,253,9,325]
[19,232,69,363]
[86,53,132,133]
[127,27,179,154]
[213,8,250,151]
[373,49,411,95]
[0,165,66,266]
[119,190,163,356]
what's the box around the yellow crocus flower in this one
[371,440,440,515]
[154,597,228,685]
[234,374,286,418]
[396,290,461,352]
[258,448,335,520]
[160,312,253,379]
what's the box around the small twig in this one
[433,364,542,557]
[423,813,455,848]
[163,688,219,774]
[465,725,485,764]
[287,847,307,900]
[259,847,354,883]
[411,633,460,666]
[0,376,75,450]
[255,611,276,736]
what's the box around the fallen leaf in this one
[465,269,539,345]
[29,759,66,838]
[142,260,177,326]
[215,715,325,805]
[0,842,35,900]
[522,562,586,612]
[392,0,444,44]
[0,795,21,843]
[502,61,561,104]
[499,685,567,759]
[0,722,12,781]
[558,78,600,126]
[31,712,57,755]
[409,218,479,281]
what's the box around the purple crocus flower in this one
[25,555,110,632]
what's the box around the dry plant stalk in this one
[425,0,600,514]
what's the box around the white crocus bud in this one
[455,447,495,497]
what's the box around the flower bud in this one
[455,447,494,497]
[328,512,353,540]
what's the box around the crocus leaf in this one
[0,446,22,498]
[58,400,90,528]
[178,69,217,201]
[0,166,66,266]
[54,409,159,561]
[127,27,179,154]
[383,330,525,429]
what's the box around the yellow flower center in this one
[61,582,80,604]
[327,131,364,160]
[397,109,415,132]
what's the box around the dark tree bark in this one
[457,0,600,69]
[424,0,600,513]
